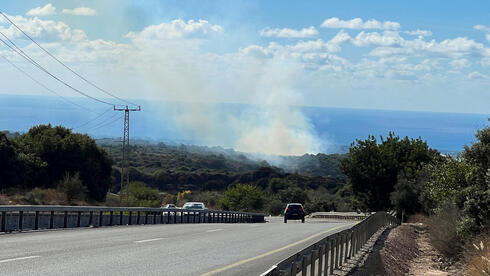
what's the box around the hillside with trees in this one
[1,125,349,214]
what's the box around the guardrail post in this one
[346,231,352,260]
[99,211,103,227]
[99,211,104,227]
[64,211,68,228]
[18,211,23,231]
[290,260,298,276]
[89,211,93,226]
[160,212,164,224]
[145,212,149,224]
[49,211,54,229]
[77,211,81,227]
[109,211,113,226]
[128,211,132,225]
[318,244,324,276]
[329,237,335,275]
[1,211,6,232]
[137,211,141,224]
[34,211,39,230]
[302,255,308,276]
[154,212,157,224]
[339,233,344,267]
[311,248,318,276]
[120,211,124,225]
[167,211,171,224]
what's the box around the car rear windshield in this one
[288,204,302,209]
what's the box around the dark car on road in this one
[284,203,305,223]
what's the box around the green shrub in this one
[219,184,264,212]
[267,199,284,216]
[122,181,162,207]
[57,172,87,204]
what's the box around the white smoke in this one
[125,27,324,156]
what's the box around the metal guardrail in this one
[308,212,372,220]
[0,205,265,233]
[262,212,399,276]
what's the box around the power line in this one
[77,112,121,132]
[0,11,139,107]
[71,106,114,130]
[89,114,124,132]
[0,33,116,106]
[1,55,96,113]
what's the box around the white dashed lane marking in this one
[133,238,165,243]
[205,229,223,233]
[0,256,41,264]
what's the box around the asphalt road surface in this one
[0,217,356,276]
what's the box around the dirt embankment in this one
[352,223,463,276]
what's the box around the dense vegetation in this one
[340,125,490,263]
[1,126,349,213]
[0,125,112,201]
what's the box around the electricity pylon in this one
[114,105,141,203]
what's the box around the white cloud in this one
[474,25,490,32]
[465,71,490,80]
[62,7,97,16]
[26,3,57,16]
[260,26,318,38]
[351,31,404,47]
[405,29,432,37]
[481,57,490,68]
[320,17,400,30]
[126,19,223,40]
[0,15,88,43]
[450,58,471,69]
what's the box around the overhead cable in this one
[1,55,96,113]
[0,33,116,106]
[0,11,139,107]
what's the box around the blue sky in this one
[1,0,490,113]
[0,1,489,154]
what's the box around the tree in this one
[14,125,113,201]
[219,184,265,211]
[57,172,87,204]
[340,132,439,211]
[279,187,308,205]
[390,171,426,217]
[0,132,20,191]
[458,126,490,236]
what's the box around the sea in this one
[1,94,488,155]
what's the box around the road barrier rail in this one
[0,205,265,233]
[308,212,372,220]
[262,212,399,276]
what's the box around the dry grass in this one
[407,213,430,224]
[426,204,464,258]
[465,231,490,276]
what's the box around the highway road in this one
[0,217,356,276]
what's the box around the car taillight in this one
[286,208,290,211]
[299,208,304,211]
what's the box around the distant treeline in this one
[99,140,346,194]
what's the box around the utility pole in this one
[114,105,141,203]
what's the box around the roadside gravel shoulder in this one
[351,223,463,276]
